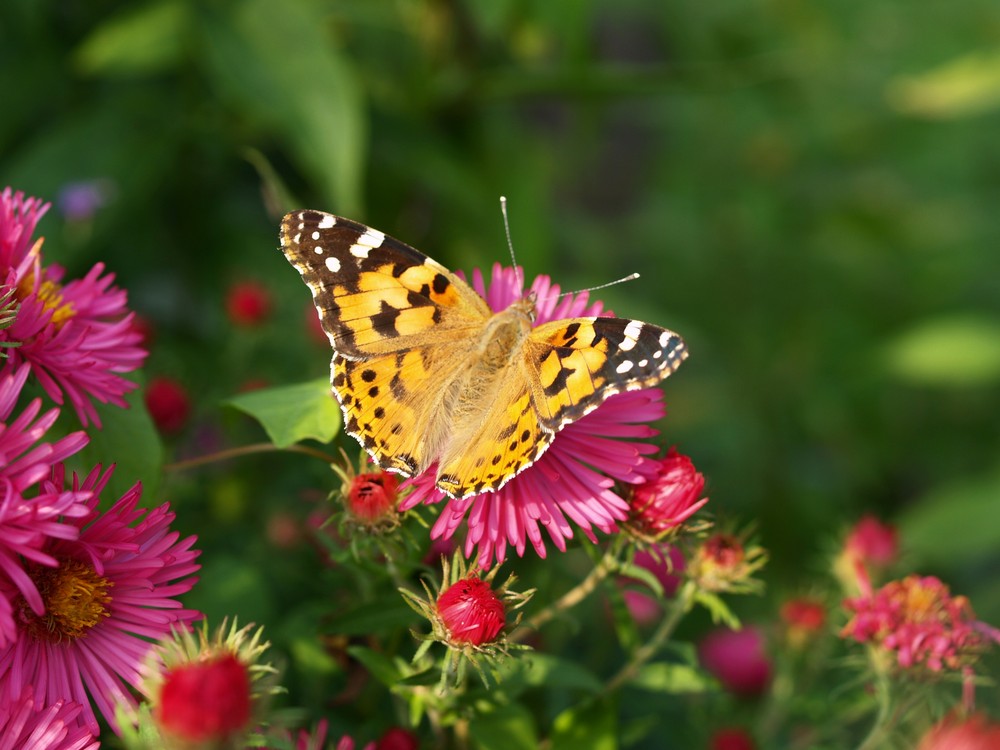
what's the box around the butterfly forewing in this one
[526,317,687,430]
[280,210,490,358]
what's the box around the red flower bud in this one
[436,576,506,646]
[346,472,399,524]
[226,280,272,327]
[145,376,191,435]
[156,653,251,742]
[629,449,708,534]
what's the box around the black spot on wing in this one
[372,299,401,336]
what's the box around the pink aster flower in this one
[698,626,773,697]
[0,687,98,750]
[401,264,670,566]
[0,364,91,647]
[841,574,1000,673]
[0,186,147,427]
[0,464,202,734]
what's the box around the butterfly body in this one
[280,209,687,499]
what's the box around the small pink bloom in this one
[226,280,273,327]
[841,575,998,673]
[436,576,506,647]
[0,687,98,750]
[337,736,377,750]
[145,376,192,434]
[846,515,898,567]
[621,544,685,625]
[157,652,251,742]
[917,713,1000,750]
[629,448,708,534]
[402,264,671,566]
[698,626,772,697]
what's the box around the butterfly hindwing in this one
[280,210,490,357]
[526,317,687,430]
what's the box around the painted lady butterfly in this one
[280,210,687,499]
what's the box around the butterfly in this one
[280,210,688,500]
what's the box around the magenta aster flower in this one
[0,364,91,647]
[0,186,147,427]
[0,688,98,750]
[841,574,1000,673]
[401,264,669,566]
[0,464,201,734]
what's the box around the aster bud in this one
[835,514,899,593]
[627,449,708,538]
[436,576,506,647]
[780,597,827,648]
[346,472,400,525]
[156,653,252,745]
[689,532,767,595]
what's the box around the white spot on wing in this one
[358,229,385,248]
[620,320,643,351]
[318,214,337,229]
[350,244,370,258]
[659,331,673,348]
[326,256,341,273]
[311,231,320,240]
[616,360,634,374]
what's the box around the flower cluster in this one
[841,574,999,673]
[0,187,201,743]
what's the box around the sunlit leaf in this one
[884,316,1000,386]
[468,703,538,750]
[74,0,188,76]
[887,51,1000,118]
[630,662,716,694]
[550,700,617,750]
[225,379,340,448]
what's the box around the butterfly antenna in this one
[499,196,523,291]
[539,272,642,304]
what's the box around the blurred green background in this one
[3,0,1000,736]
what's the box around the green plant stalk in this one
[603,580,695,695]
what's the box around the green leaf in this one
[887,50,1000,118]
[503,651,604,693]
[346,645,403,686]
[78,382,164,502]
[225,379,340,448]
[693,591,741,629]
[899,465,1000,569]
[325,596,417,637]
[630,662,716,694]
[198,0,365,213]
[469,703,538,750]
[884,316,1000,386]
[549,699,618,750]
[74,0,188,76]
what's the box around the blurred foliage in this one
[3,0,1000,744]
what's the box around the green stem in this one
[603,581,694,695]
[856,662,892,750]
[163,442,338,472]
[508,544,621,643]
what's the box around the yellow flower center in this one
[20,559,113,643]
[14,239,76,328]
